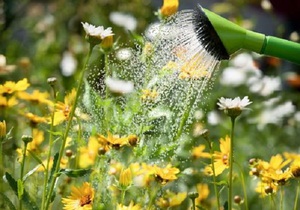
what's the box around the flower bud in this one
[0,120,6,140]
[119,168,132,188]
[22,135,33,144]
[47,77,57,86]
[188,192,199,199]
[101,35,114,51]
[65,149,73,157]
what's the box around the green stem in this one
[19,142,28,210]
[294,181,300,210]
[280,187,284,210]
[44,45,94,210]
[236,163,248,210]
[191,197,196,210]
[104,52,110,98]
[228,116,236,210]
[0,137,4,189]
[206,140,220,210]
[41,85,57,210]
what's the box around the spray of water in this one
[84,9,222,162]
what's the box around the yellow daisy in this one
[160,0,179,17]
[0,78,30,95]
[205,135,230,176]
[62,182,95,210]
[117,201,141,210]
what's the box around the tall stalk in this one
[44,45,94,210]
[228,116,236,210]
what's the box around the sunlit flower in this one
[218,96,252,118]
[141,89,158,101]
[160,0,179,17]
[0,78,30,95]
[192,144,211,159]
[105,77,134,95]
[18,90,52,105]
[195,183,210,206]
[152,164,180,184]
[23,112,48,127]
[156,190,187,208]
[79,136,100,168]
[53,89,76,126]
[0,95,18,108]
[255,181,278,197]
[290,160,300,178]
[81,22,114,40]
[109,12,137,31]
[218,96,252,111]
[117,201,141,210]
[0,54,16,75]
[205,135,230,176]
[97,132,131,150]
[62,182,95,210]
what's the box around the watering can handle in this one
[260,36,300,65]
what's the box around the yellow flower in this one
[141,89,158,101]
[0,95,18,108]
[62,182,95,210]
[37,157,68,172]
[0,120,6,139]
[153,164,180,184]
[261,169,291,185]
[195,183,210,206]
[290,160,300,178]
[97,131,129,150]
[205,135,230,176]
[192,144,211,159]
[53,89,76,126]
[255,181,278,197]
[79,136,100,168]
[156,190,187,208]
[23,112,48,127]
[27,129,44,152]
[0,78,30,95]
[18,90,52,105]
[160,0,179,17]
[178,55,209,80]
[117,201,141,210]
[119,168,132,188]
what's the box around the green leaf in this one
[23,164,42,181]
[5,172,39,210]
[0,192,17,210]
[59,168,92,178]
[49,152,59,181]
[17,179,24,199]
[27,150,45,170]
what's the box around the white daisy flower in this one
[218,96,252,110]
[217,96,252,118]
[109,12,137,31]
[81,22,114,39]
[105,77,134,95]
